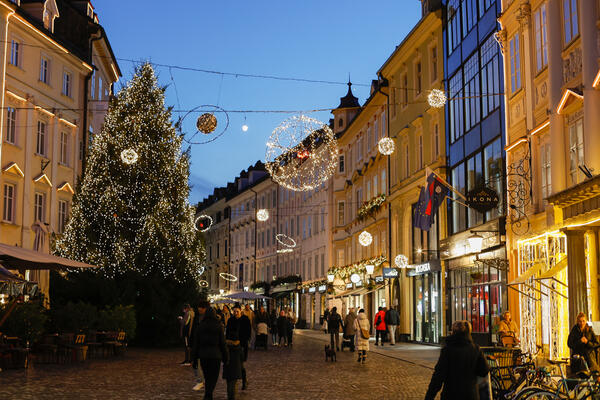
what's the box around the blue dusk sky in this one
[98,1,422,204]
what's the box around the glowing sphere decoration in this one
[358,231,373,247]
[427,89,447,108]
[395,254,409,268]
[378,137,395,155]
[350,273,361,284]
[194,214,213,232]
[120,149,138,165]
[242,124,249,132]
[196,113,218,134]
[256,209,269,222]
[265,115,338,192]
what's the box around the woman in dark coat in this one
[191,306,228,400]
[425,320,489,400]
[269,308,278,346]
[224,322,244,400]
[568,312,600,373]
[276,310,289,346]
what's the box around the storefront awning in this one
[508,261,543,286]
[0,243,97,270]
[536,257,567,281]
[329,283,386,299]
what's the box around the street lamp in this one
[365,264,375,274]
[327,273,335,283]
[468,233,484,254]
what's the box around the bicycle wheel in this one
[513,387,547,400]
[522,389,559,399]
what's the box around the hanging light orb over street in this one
[197,113,218,134]
[428,89,447,108]
[256,209,269,221]
[395,254,408,268]
[378,137,395,155]
[242,124,249,132]
[358,231,373,247]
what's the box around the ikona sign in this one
[466,186,499,213]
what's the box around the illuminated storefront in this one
[408,260,442,343]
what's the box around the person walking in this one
[269,308,279,346]
[286,308,296,346]
[425,320,489,400]
[224,319,244,400]
[374,307,387,346]
[190,302,208,391]
[327,306,343,351]
[277,310,289,346]
[192,304,228,400]
[179,303,195,365]
[242,304,255,347]
[344,308,357,352]
[222,305,231,328]
[353,309,370,363]
[568,312,600,373]
[385,306,400,346]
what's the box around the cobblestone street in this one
[0,332,437,400]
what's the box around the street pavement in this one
[0,331,439,399]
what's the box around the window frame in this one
[58,199,69,233]
[509,34,522,94]
[10,37,22,67]
[534,3,548,72]
[39,54,50,85]
[3,183,15,223]
[562,0,579,45]
[34,192,46,223]
[5,106,17,144]
[36,120,47,156]
[62,70,72,97]
[60,131,69,166]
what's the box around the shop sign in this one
[346,282,353,289]
[408,259,442,277]
[308,286,316,293]
[375,275,384,283]
[356,281,363,287]
[466,186,499,213]
[382,267,399,278]
[318,285,327,292]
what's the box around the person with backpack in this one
[374,307,387,346]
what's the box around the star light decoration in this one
[265,115,338,192]
[256,209,269,222]
[378,137,395,156]
[358,231,373,247]
[427,89,447,108]
[120,149,139,165]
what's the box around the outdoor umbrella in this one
[0,266,25,282]
[225,291,271,300]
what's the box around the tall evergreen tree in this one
[56,63,204,282]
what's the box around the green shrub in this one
[49,301,98,333]
[98,305,136,339]
[1,301,48,345]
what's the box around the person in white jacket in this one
[353,309,370,364]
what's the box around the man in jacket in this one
[568,312,600,373]
[192,304,228,400]
[228,305,251,390]
[425,320,489,400]
[344,308,357,352]
[384,307,400,345]
[327,306,343,351]
[374,307,387,346]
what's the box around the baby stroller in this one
[341,333,354,352]
[255,322,269,350]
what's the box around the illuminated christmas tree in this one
[56,63,204,282]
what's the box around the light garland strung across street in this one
[428,89,447,108]
[395,254,409,268]
[358,231,373,247]
[120,149,139,164]
[276,248,294,254]
[275,233,296,248]
[176,105,230,145]
[199,280,209,287]
[378,137,395,156]
[265,115,338,192]
[220,272,238,282]
[194,215,213,232]
[256,209,269,222]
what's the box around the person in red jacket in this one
[374,307,387,346]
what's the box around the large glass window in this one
[563,0,579,44]
[412,203,439,263]
[510,34,522,93]
[451,163,466,233]
[467,154,484,227]
[447,0,461,54]
[462,0,478,37]
[534,4,548,71]
[449,71,464,142]
[481,35,501,118]
[484,138,503,220]
[478,0,494,18]
[464,52,481,131]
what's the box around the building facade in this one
[440,0,507,346]
[0,0,119,299]
[380,3,446,344]
[500,0,600,359]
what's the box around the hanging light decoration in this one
[365,264,375,274]
[378,137,395,156]
[276,248,293,254]
[276,233,296,248]
[196,113,218,134]
[256,209,269,222]
[358,231,373,247]
[395,254,408,268]
[199,280,209,287]
[350,273,361,284]
[194,215,213,232]
[468,233,484,253]
[120,149,138,165]
[327,273,335,283]
[427,89,447,108]
[241,124,249,132]
[219,272,238,282]
[265,115,338,192]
